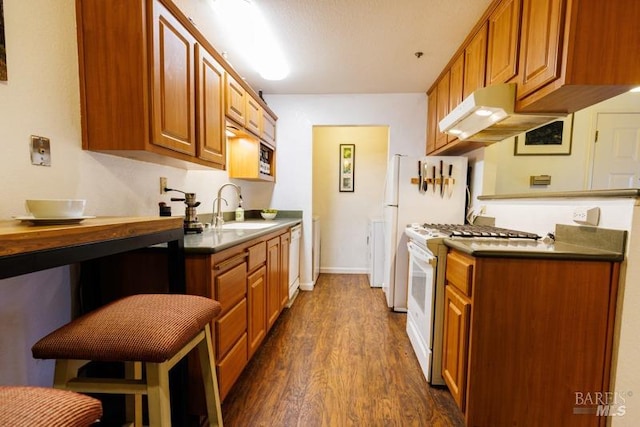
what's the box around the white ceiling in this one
[204,0,493,95]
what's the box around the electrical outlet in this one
[573,206,600,226]
[30,135,51,166]
[160,177,167,194]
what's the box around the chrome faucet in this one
[213,183,242,229]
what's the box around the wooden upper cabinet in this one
[486,0,521,86]
[517,0,640,113]
[196,45,225,167]
[435,72,450,149]
[225,74,246,125]
[261,111,277,148]
[245,96,262,137]
[76,0,232,169]
[517,0,564,100]
[151,0,196,156]
[449,54,465,109]
[463,23,488,99]
[426,90,437,154]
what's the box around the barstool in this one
[32,294,224,427]
[0,385,102,426]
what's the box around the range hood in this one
[438,83,564,143]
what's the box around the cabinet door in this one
[279,232,291,309]
[225,74,246,125]
[435,72,450,149]
[448,54,464,144]
[245,96,262,137]
[196,45,225,167]
[261,111,277,147]
[449,54,464,109]
[442,285,471,412]
[517,0,565,99]
[486,0,521,86]
[151,0,196,155]
[463,23,488,99]
[426,89,437,154]
[266,237,281,330]
[247,266,266,358]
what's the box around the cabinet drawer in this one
[217,332,248,400]
[214,261,247,311]
[215,298,247,359]
[446,251,474,297]
[247,241,266,272]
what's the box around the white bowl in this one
[261,212,277,220]
[26,199,86,218]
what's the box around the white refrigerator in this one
[381,154,468,311]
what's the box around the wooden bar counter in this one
[0,216,185,291]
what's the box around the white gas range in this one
[403,223,539,386]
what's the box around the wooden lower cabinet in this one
[266,237,281,330]
[279,231,291,309]
[247,266,267,358]
[186,226,293,410]
[215,298,247,360]
[217,333,248,399]
[442,285,470,411]
[443,249,620,426]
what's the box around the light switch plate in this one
[30,135,51,166]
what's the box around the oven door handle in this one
[407,241,437,266]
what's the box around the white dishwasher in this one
[288,224,302,305]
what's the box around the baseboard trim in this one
[319,267,368,275]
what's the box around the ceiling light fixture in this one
[208,0,289,81]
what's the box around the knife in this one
[432,166,436,194]
[445,163,453,197]
[439,160,444,197]
[417,161,422,193]
[422,162,428,192]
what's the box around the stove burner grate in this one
[422,224,540,240]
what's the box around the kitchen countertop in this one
[444,224,627,261]
[444,238,624,261]
[183,218,301,254]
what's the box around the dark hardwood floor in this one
[221,274,464,427]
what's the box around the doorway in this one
[312,126,389,274]
[591,113,640,189]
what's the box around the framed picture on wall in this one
[514,114,574,156]
[339,144,355,192]
[0,0,7,81]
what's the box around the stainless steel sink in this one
[221,221,276,230]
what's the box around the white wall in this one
[312,126,389,273]
[265,93,427,288]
